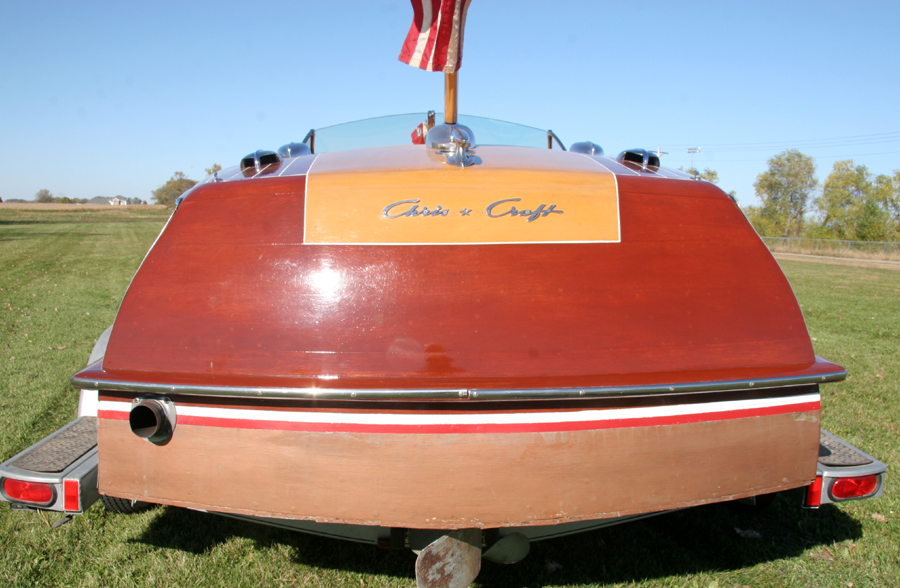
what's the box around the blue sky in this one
[2,1,898,207]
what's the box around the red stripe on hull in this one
[98,400,819,434]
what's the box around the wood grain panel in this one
[103,150,813,389]
[99,409,820,528]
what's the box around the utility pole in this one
[688,147,701,171]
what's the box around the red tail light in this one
[2,478,54,505]
[805,476,823,507]
[64,479,80,511]
[831,475,879,500]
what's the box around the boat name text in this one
[383,198,564,222]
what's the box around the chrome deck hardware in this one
[428,124,477,167]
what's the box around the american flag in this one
[398,0,473,73]
[411,122,428,144]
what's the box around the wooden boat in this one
[75,131,855,530]
[0,8,887,584]
[0,111,886,585]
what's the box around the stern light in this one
[426,123,475,151]
[2,478,55,506]
[830,475,880,501]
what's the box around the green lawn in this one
[0,209,897,587]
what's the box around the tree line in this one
[742,150,900,242]
[9,189,146,205]
[151,164,221,207]
[5,163,223,207]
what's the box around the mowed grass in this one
[0,208,897,588]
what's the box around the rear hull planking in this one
[97,386,820,529]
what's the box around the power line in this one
[705,139,900,153]
[665,149,900,164]
[665,131,900,152]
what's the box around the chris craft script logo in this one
[383,198,563,222]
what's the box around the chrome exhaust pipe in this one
[129,398,176,445]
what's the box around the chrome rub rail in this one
[72,370,846,401]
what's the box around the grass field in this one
[761,237,900,263]
[1,208,897,588]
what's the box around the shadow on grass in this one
[0,211,169,227]
[0,219,65,226]
[0,218,158,226]
[476,496,864,587]
[134,492,863,587]
[0,231,113,243]
[134,506,416,581]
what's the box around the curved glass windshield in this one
[309,113,563,153]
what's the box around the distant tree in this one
[35,188,54,203]
[205,163,222,177]
[752,149,817,237]
[680,166,738,200]
[874,170,900,241]
[816,160,874,240]
[815,162,900,241]
[151,172,197,207]
[684,167,720,184]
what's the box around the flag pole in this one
[444,72,458,125]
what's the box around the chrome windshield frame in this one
[299,112,566,153]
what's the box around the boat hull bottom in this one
[216,509,684,546]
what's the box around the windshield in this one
[308,113,564,153]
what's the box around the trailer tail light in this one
[64,479,80,511]
[2,478,54,505]
[830,475,879,501]
[805,476,823,507]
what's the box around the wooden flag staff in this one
[444,72,458,125]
